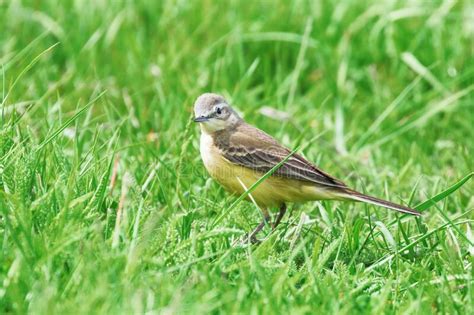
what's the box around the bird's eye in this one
[216,107,222,115]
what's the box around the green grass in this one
[1,0,473,314]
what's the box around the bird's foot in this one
[233,215,270,246]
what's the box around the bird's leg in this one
[272,203,287,230]
[248,213,270,244]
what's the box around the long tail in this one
[340,189,421,216]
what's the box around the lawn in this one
[1,0,473,314]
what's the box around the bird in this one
[193,93,420,242]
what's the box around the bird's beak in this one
[193,116,209,123]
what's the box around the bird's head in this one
[193,93,242,133]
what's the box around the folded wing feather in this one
[214,123,348,190]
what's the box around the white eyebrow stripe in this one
[213,103,228,109]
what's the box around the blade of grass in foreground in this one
[371,172,473,239]
[366,216,472,273]
[211,146,300,228]
[415,172,474,246]
[36,91,107,152]
[365,173,474,272]
[210,131,327,229]
[414,172,473,212]
[349,172,474,266]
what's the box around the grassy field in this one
[1,0,473,314]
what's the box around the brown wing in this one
[213,123,348,190]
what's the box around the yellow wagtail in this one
[193,93,420,241]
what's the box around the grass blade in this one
[414,172,473,212]
[36,91,107,152]
[401,51,448,95]
[1,42,59,108]
[211,146,299,228]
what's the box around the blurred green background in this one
[1,0,473,314]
